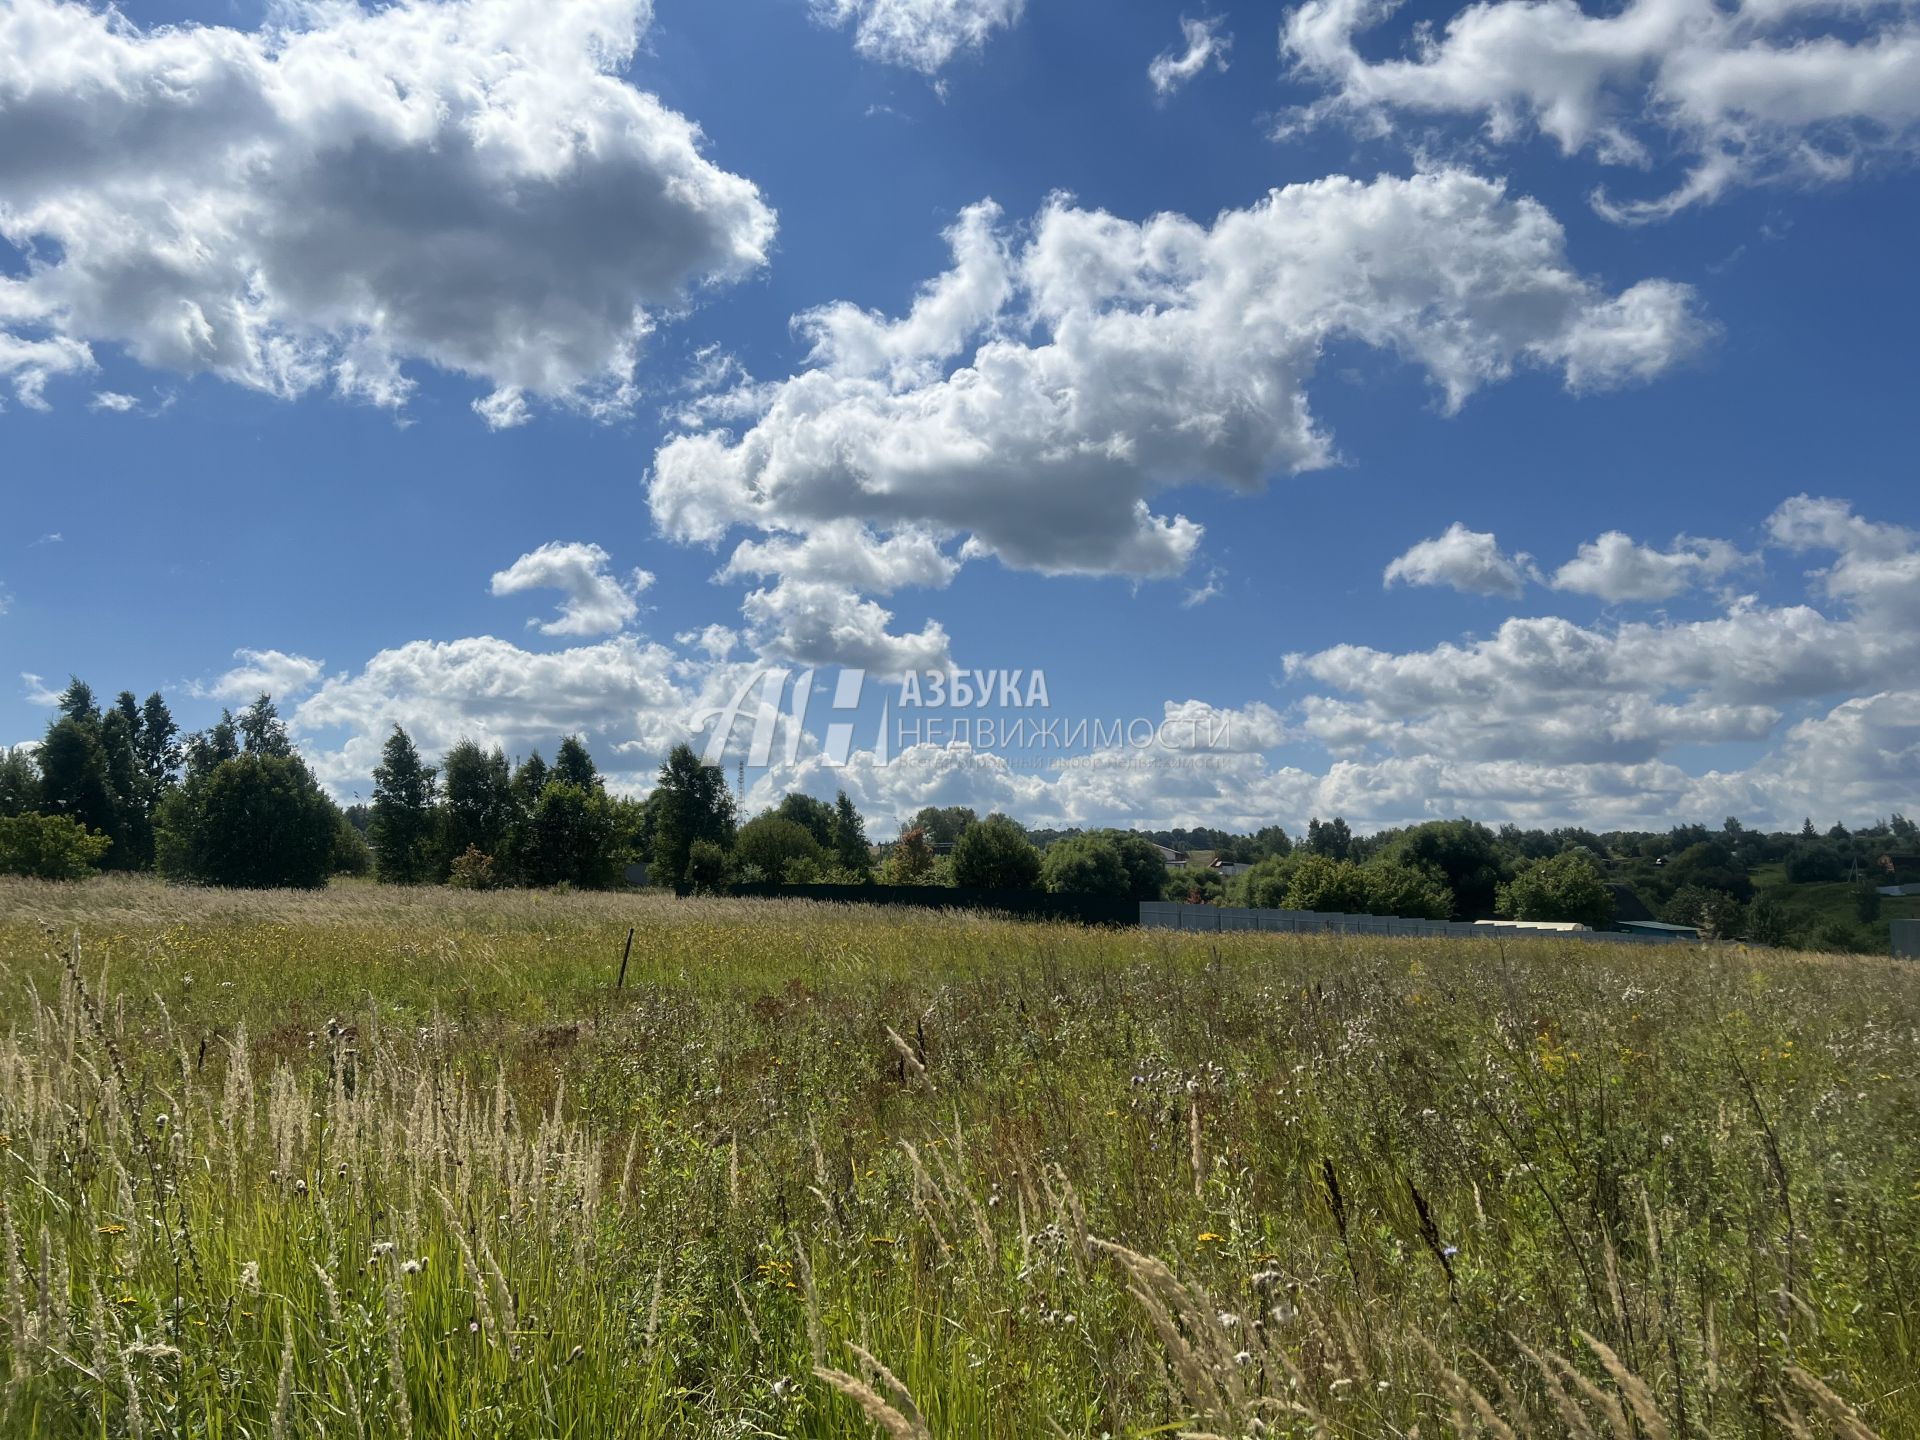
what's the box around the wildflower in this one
[1216,1311,1241,1328]
[153,1113,170,1131]
[371,1241,395,1260]
[292,1178,308,1197]
[1234,1350,1254,1367]
[402,1257,428,1275]
[866,1235,895,1247]
[239,1261,261,1295]
[1195,1232,1225,1245]
[1441,1245,1458,1259]
[96,1224,127,1237]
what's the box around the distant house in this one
[1210,858,1252,877]
[1151,844,1189,869]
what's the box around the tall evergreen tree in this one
[185,711,241,783]
[57,678,99,726]
[440,740,514,865]
[0,748,42,818]
[370,726,438,884]
[648,743,736,888]
[511,751,549,808]
[137,692,181,792]
[99,703,150,869]
[553,735,600,790]
[831,791,871,878]
[155,752,338,890]
[239,694,294,757]
[38,716,121,859]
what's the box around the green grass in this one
[1750,862,1920,952]
[2,875,1916,1437]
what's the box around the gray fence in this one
[1139,902,1693,945]
[1895,919,1920,960]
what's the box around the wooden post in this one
[616,927,634,990]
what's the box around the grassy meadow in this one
[1,875,1916,1438]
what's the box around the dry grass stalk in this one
[1785,1365,1881,1440]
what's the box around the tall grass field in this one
[1,875,1915,1437]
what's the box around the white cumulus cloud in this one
[1281,0,1920,219]
[489,542,652,637]
[0,0,775,417]
[810,0,1026,73]
[650,170,1704,622]
[1551,530,1749,601]
[199,648,327,702]
[1384,522,1537,596]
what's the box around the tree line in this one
[4,679,1912,955]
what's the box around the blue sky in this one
[2,0,1916,832]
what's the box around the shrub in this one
[447,845,500,891]
[1041,834,1130,897]
[0,812,111,880]
[1784,843,1847,884]
[1359,859,1455,920]
[734,814,826,882]
[1497,850,1614,928]
[951,814,1041,891]
[685,838,732,893]
[1283,854,1371,914]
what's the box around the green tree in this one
[831,791,872,879]
[1784,843,1846,884]
[1040,834,1130,897]
[511,751,550,808]
[882,827,937,885]
[1853,880,1882,924]
[952,813,1041,890]
[37,716,122,859]
[99,701,150,869]
[1360,859,1455,920]
[155,753,338,889]
[1662,884,1740,940]
[136,692,181,793]
[56,678,99,725]
[184,711,241,783]
[1745,892,1795,948]
[907,806,977,848]
[1237,853,1299,908]
[1664,841,1753,902]
[775,792,838,850]
[553,735,601,790]
[439,740,514,869]
[1388,820,1506,918]
[1283,854,1371,913]
[0,748,41,817]
[332,814,373,877]
[734,813,826,881]
[238,694,294,757]
[648,744,737,888]
[1167,866,1227,905]
[517,781,620,889]
[370,726,438,884]
[1305,816,1352,860]
[686,838,733,893]
[1496,850,1615,928]
[0,812,112,880]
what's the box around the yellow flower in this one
[1196,1232,1225,1244]
[866,1235,896,1247]
[96,1225,127,1237]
